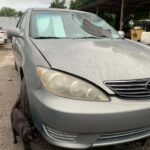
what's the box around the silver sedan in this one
[7,8,150,149]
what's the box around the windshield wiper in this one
[33,36,110,40]
[75,36,108,39]
[33,36,61,39]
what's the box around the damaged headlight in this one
[37,67,110,102]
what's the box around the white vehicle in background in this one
[0,28,8,45]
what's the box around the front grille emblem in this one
[104,79,150,98]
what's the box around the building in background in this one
[0,17,19,30]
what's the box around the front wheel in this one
[20,77,31,120]
[14,61,18,71]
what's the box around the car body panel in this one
[31,38,150,94]
[30,88,150,133]
[29,87,150,149]
[11,8,150,149]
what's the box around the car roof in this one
[29,8,88,14]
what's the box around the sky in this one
[0,0,71,11]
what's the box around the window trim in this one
[16,11,27,29]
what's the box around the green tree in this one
[70,0,82,9]
[70,0,94,9]
[50,0,66,8]
[0,7,17,17]
[17,11,23,17]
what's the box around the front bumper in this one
[29,89,150,149]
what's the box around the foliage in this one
[70,0,95,9]
[0,7,17,17]
[17,11,24,17]
[70,0,83,9]
[0,7,23,17]
[50,0,67,8]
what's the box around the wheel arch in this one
[20,67,24,80]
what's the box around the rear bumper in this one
[29,89,150,149]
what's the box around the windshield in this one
[30,10,120,39]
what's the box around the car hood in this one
[32,38,150,93]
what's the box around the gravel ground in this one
[0,44,150,150]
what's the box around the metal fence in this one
[0,17,19,30]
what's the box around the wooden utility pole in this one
[120,0,124,31]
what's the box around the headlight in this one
[37,67,110,102]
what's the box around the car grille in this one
[104,79,150,98]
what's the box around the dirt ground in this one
[0,44,150,150]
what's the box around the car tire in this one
[14,61,18,71]
[20,79,63,149]
[20,77,31,120]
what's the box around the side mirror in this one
[7,28,23,38]
[118,31,125,39]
